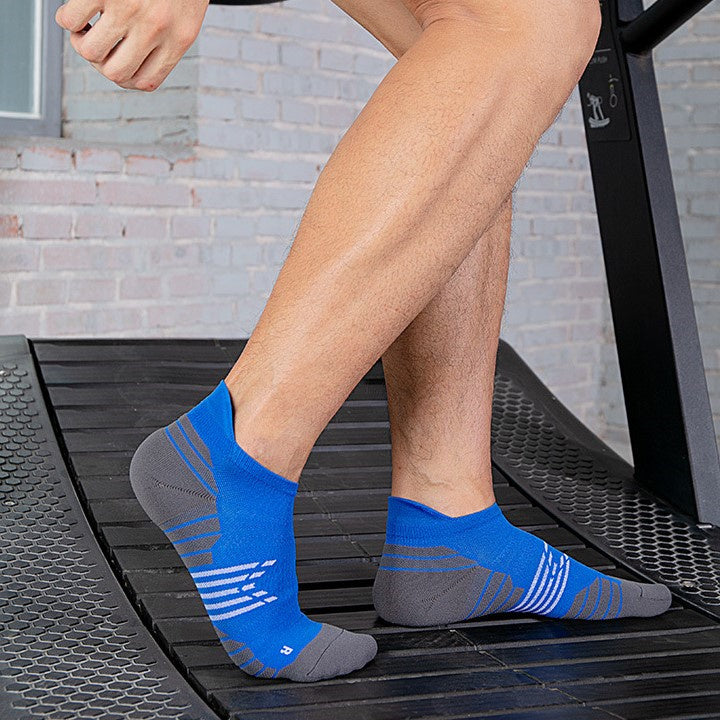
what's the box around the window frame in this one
[0,0,63,138]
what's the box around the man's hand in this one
[55,0,210,92]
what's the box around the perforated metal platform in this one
[4,335,720,719]
[493,343,720,618]
[0,336,217,720]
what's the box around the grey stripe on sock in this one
[167,422,217,493]
[564,586,588,618]
[380,554,477,571]
[475,572,506,615]
[498,585,524,613]
[577,578,600,619]
[174,535,220,556]
[259,667,276,679]
[159,507,214,533]
[592,577,612,619]
[167,516,220,542]
[608,581,621,618]
[243,660,264,676]
[184,552,214,568]
[221,639,244,653]
[484,575,514,615]
[179,413,213,468]
[382,544,459,558]
[232,648,255,666]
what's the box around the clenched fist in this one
[55,0,210,92]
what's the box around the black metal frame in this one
[578,0,720,525]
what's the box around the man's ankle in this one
[391,471,496,518]
[224,380,313,482]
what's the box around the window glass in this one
[0,0,40,116]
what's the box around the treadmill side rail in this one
[578,0,720,525]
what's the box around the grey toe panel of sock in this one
[618,580,672,617]
[563,578,672,620]
[277,624,378,682]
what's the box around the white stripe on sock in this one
[191,562,259,578]
[525,558,559,613]
[514,553,551,611]
[533,555,566,614]
[195,573,249,589]
[544,556,571,614]
[528,560,562,613]
[199,588,239,600]
[204,595,253,610]
[209,601,266,621]
[511,543,548,612]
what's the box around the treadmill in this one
[2,1,719,718]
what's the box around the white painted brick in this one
[242,38,279,64]
[124,215,168,239]
[0,212,19,241]
[280,42,315,69]
[318,102,357,128]
[280,99,316,124]
[0,147,18,168]
[215,215,258,238]
[75,213,124,238]
[172,215,211,238]
[16,278,67,306]
[193,185,258,209]
[198,63,259,92]
[201,33,240,60]
[3,243,40,271]
[320,48,354,73]
[120,275,162,300]
[0,309,41,336]
[21,213,73,240]
[205,5,255,32]
[20,146,73,172]
[75,147,123,173]
[68,278,117,303]
[198,92,237,120]
[354,53,393,77]
[241,96,278,121]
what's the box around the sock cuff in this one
[385,495,504,542]
[188,379,298,498]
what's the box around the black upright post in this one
[578,0,720,525]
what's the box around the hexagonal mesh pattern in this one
[0,346,217,720]
[491,371,720,612]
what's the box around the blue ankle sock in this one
[373,496,672,626]
[129,379,376,682]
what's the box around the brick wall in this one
[0,0,717,462]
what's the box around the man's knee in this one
[403,0,602,85]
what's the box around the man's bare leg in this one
[224,0,602,482]
[131,1,669,677]
[382,195,511,517]
[330,0,510,518]
[323,1,672,628]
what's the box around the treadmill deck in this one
[1,335,719,719]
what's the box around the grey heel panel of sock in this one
[372,544,494,626]
[276,624,377,682]
[129,425,217,533]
